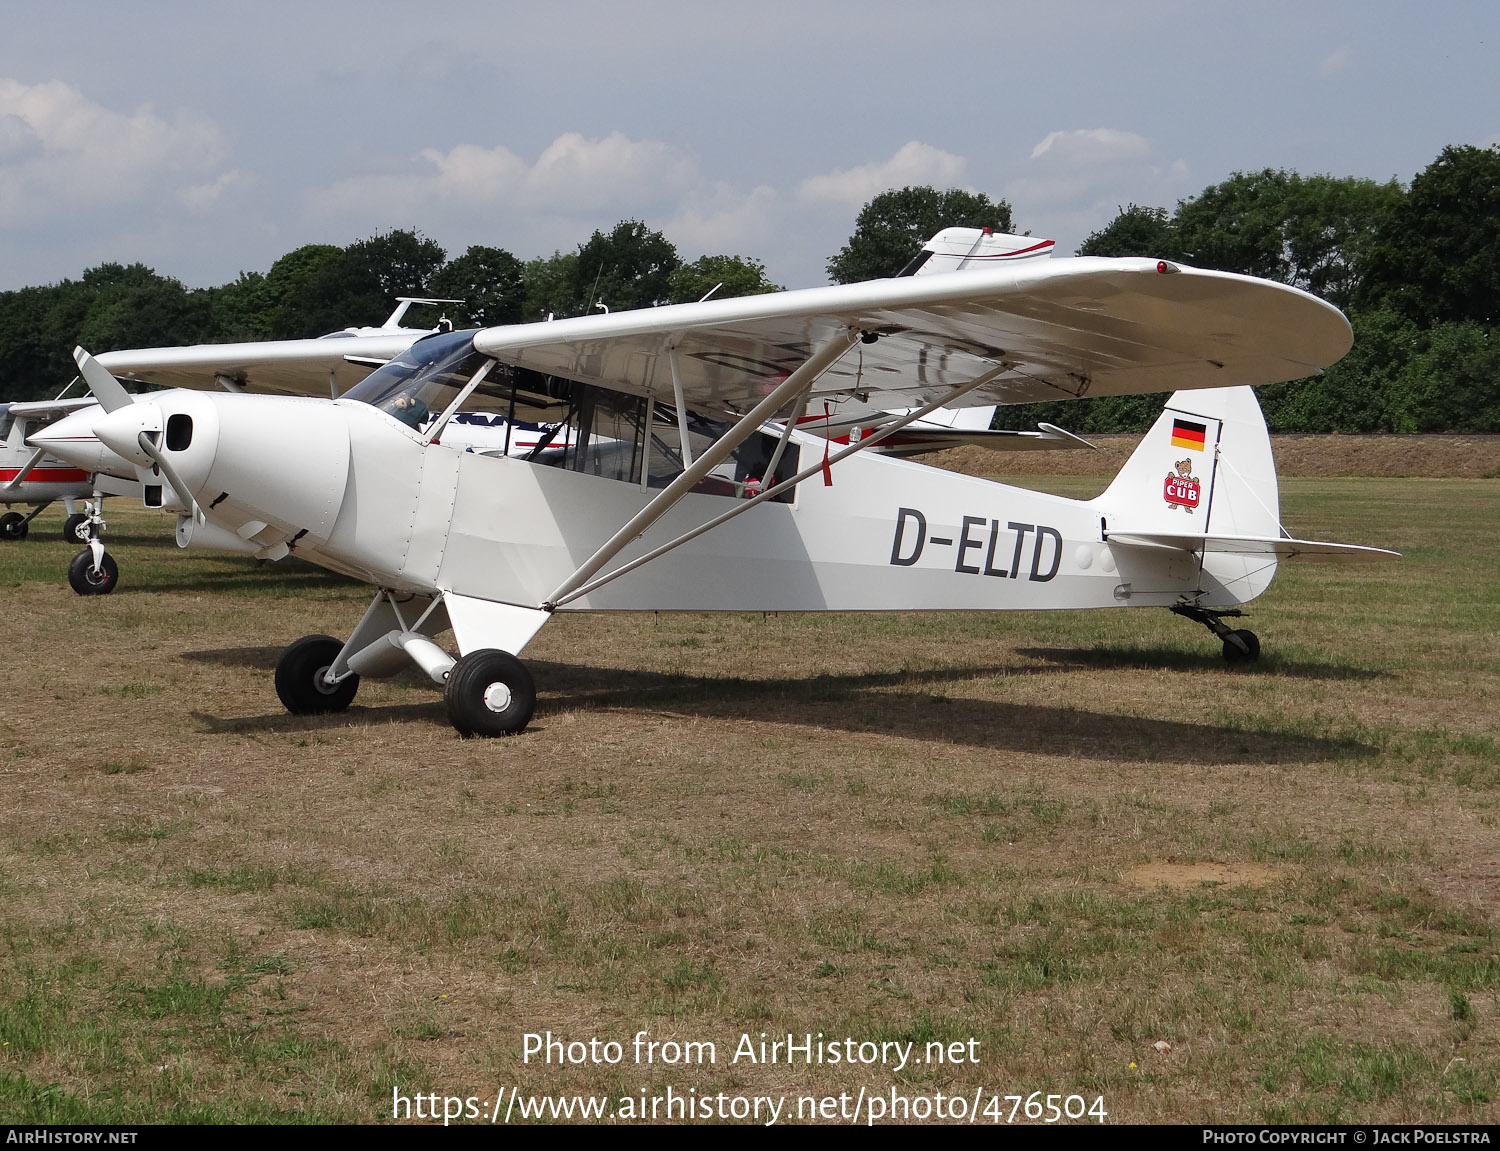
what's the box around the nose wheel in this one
[67,549,118,595]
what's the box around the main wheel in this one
[1222,628,1261,664]
[67,549,118,595]
[1,512,27,541]
[275,634,359,714]
[62,513,89,542]
[444,649,536,737]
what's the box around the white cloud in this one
[796,141,967,206]
[1319,46,1353,76]
[308,131,697,221]
[0,78,227,224]
[1007,128,1195,255]
[1029,128,1150,165]
[665,183,779,254]
[179,169,239,210]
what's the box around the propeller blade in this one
[73,347,134,414]
[2,446,45,492]
[135,431,204,524]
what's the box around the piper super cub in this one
[32,228,1396,737]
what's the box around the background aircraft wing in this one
[865,423,1097,455]
[471,258,1353,419]
[2,397,102,418]
[95,332,424,397]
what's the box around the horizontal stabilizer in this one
[1105,530,1400,562]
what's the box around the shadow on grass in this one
[182,646,289,671]
[186,656,1374,765]
[1016,645,1394,681]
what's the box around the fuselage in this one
[35,383,1259,614]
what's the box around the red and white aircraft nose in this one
[24,407,125,477]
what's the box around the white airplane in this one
[33,229,1396,737]
[24,247,1093,594]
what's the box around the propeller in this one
[71,347,204,523]
[73,346,134,413]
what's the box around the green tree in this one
[523,221,681,319]
[1360,144,1500,326]
[1077,204,1179,259]
[668,254,780,304]
[827,187,1015,284]
[428,245,525,327]
[521,251,580,321]
[250,244,344,339]
[295,229,448,336]
[1172,169,1400,309]
[575,220,680,312]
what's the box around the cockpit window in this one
[342,329,505,431]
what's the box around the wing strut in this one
[2,447,45,492]
[668,348,695,467]
[546,332,859,606]
[547,364,1008,609]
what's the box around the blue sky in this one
[1,1,1496,294]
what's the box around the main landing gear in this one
[1,502,91,543]
[273,590,540,737]
[1170,602,1261,665]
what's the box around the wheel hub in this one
[482,681,513,712]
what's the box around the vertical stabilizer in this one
[1094,386,1282,604]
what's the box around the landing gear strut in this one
[273,590,544,737]
[1171,602,1261,665]
[66,497,118,596]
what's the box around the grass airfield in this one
[0,464,1497,1125]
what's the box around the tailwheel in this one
[1170,602,1262,666]
[444,649,535,737]
[1222,629,1260,665]
[1,512,27,541]
[67,549,118,595]
[275,634,359,714]
[62,512,89,542]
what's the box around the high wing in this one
[94,332,425,397]
[471,257,1353,418]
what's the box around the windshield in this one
[343,330,498,431]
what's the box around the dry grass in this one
[0,448,1497,1124]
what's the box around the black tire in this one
[62,513,89,543]
[444,649,535,737]
[275,634,358,714]
[1222,628,1261,664]
[1,512,27,541]
[67,549,118,595]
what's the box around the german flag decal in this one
[1170,418,1207,451]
